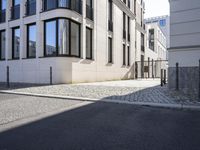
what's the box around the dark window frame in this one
[44,17,81,58]
[12,26,20,60]
[86,27,93,60]
[0,29,5,60]
[27,23,36,58]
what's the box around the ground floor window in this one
[0,30,6,60]
[27,23,36,58]
[44,18,81,57]
[108,37,112,63]
[123,44,126,65]
[127,46,130,66]
[86,27,92,59]
[12,27,20,59]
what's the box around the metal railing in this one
[25,0,36,16]
[11,4,20,20]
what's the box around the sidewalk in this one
[0,79,200,110]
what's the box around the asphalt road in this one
[0,94,200,150]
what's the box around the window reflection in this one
[0,31,6,59]
[13,28,20,59]
[28,24,36,58]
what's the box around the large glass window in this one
[70,21,80,57]
[11,0,20,20]
[108,37,112,63]
[108,0,113,31]
[86,27,92,59]
[44,0,57,10]
[0,30,6,60]
[12,27,20,59]
[27,24,36,58]
[44,18,81,57]
[26,0,36,16]
[59,0,70,8]
[0,0,6,22]
[58,19,69,55]
[45,20,57,56]
[44,0,76,11]
[127,46,130,66]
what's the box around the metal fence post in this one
[7,66,10,88]
[176,63,179,91]
[199,60,200,101]
[50,66,52,85]
[161,69,163,87]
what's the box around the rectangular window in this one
[108,37,112,63]
[0,30,6,60]
[86,0,93,20]
[45,20,57,56]
[70,21,80,57]
[86,27,92,59]
[44,18,81,57]
[108,0,113,31]
[0,0,6,22]
[12,27,20,59]
[123,44,126,65]
[141,33,144,51]
[128,17,130,41]
[58,19,69,55]
[26,0,36,16]
[11,0,20,20]
[27,23,36,58]
[127,46,130,66]
[149,29,154,51]
[123,12,126,39]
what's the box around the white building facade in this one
[0,0,145,84]
[169,0,200,94]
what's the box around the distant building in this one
[168,0,200,96]
[145,15,170,49]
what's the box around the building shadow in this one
[0,90,200,150]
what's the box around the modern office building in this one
[168,0,200,95]
[145,15,170,49]
[0,0,146,84]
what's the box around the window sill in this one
[39,55,82,59]
[41,7,82,15]
[23,14,36,18]
[7,58,20,61]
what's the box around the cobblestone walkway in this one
[0,79,200,106]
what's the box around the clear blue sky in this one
[144,0,170,18]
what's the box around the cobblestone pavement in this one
[0,93,84,125]
[1,79,199,106]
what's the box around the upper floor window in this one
[11,0,20,20]
[0,30,6,60]
[123,44,126,65]
[123,12,126,39]
[12,27,20,59]
[141,33,144,52]
[149,29,154,51]
[0,0,6,23]
[128,17,130,41]
[43,0,82,14]
[108,0,113,31]
[25,0,36,16]
[27,23,36,58]
[44,18,81,57]
[127,46,130,66]
[86,0,93,20]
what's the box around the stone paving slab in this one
[0,79,199,107]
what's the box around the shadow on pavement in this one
[0,100,200,150]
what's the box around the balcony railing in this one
[108,20,113,32]
[86,4,93,20]
[11,4,20,20]
[0,9,6,23]
[123,30,126,39]
[42,0,82,15]
[25,0,36,16]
